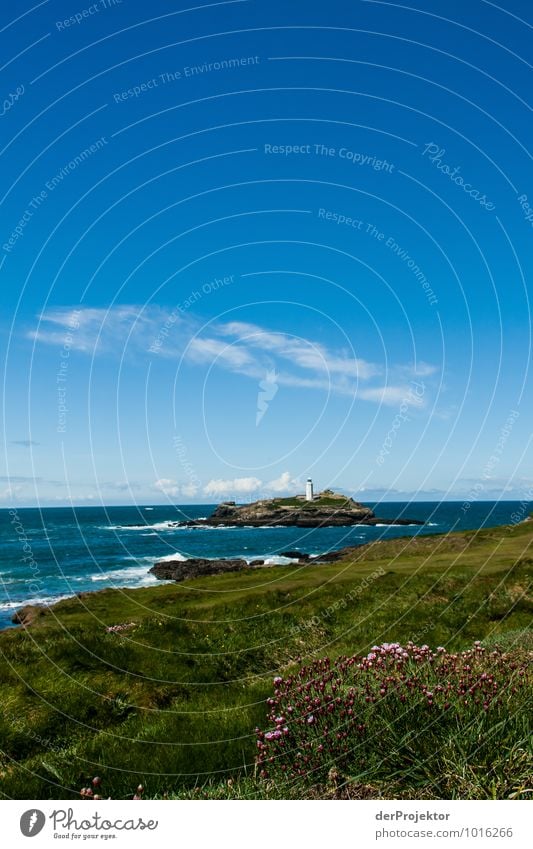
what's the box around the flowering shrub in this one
[256,642,531,785]
[105,622,136,634]
[80,776,144,800]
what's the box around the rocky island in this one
[175,488,423,529]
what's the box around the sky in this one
[1,0,532,506]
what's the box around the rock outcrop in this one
[174,492,423,528]
[204,492,373,527]
[11,604,46,627]
[150,557,249,582]
[150,545,370,583]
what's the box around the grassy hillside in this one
[0,521,531,800]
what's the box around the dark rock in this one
[150,557,248,582]
[363,517,424,526]
[248,559,265,567]
[280,550,310,559]
[309,549,348,563]
[12,604,46,626]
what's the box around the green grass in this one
[270,495,354,508]
[0,520,531,799]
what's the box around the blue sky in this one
[1,0,532,506]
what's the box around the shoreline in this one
[1,516,531,801]
[3,516,526,631]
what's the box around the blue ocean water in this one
[0,501,529,630]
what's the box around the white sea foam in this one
[123,556,162,564]
[373,523,421,528]
[253,555,299,566]
[91,565,159,584]
[153,552,188,563]
[101,521,182,532]
[0,594,73,611]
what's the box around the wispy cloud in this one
[29,306,436,406]
[29,306,180,355]
[10,440,40,447]
[0,475,60,501]
[217,320,380,380]
[186,337,256,370]
[154,477,181,498]
[203,476,262,497]
[358,385,425,406]
[0,485,24,501]
[0,475,44,483]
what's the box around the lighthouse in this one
[305,478,314,501]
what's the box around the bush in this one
[256,642,532,797]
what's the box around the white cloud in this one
[154,478,181,497]
[266,471,301,493]
[0,484,24,501]
[395,361,438,379]
[203,476,262,497]
[412,362,438,378]
[181,482,199,498]
[154,472,301,499]
[203,471,303,498]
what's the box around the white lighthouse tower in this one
[305,478,314,501]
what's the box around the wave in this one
[153,552,188,563]
[100,521,182,532]
[191,524,298,530]
[91,565,159,583]
[122,553,188,564]
[122,555,162,564]
[260,555,301,565]
[373,523,422,528]
[0,593,73,611]
[184,524,238,530]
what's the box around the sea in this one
[0,501,529,630]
